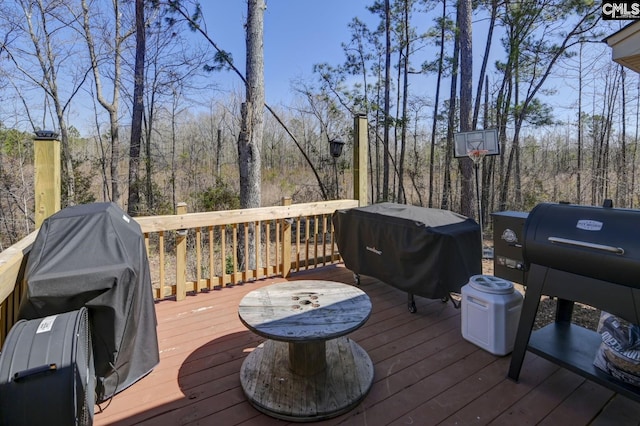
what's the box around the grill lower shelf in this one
[528,322,640,402]
[508,264,640,402]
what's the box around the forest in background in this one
[0,0,638,251]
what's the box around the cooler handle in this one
[13,364,57,382]
[548,236,625,255]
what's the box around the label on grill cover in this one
[576,220,603,231]
[36,315,58,334]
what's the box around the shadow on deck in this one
[94,264,640,426]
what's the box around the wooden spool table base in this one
[238,281,374,422]
[240,337,374,422]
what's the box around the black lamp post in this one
[329,139,344,199]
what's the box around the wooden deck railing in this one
[0,198,359,346]
[0,230,38,348]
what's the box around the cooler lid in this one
[469,275,514,294]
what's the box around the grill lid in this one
[523,202,640,287]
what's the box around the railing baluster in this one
[281,197,292,278]
[208,226,214,290]
[176,203,187,301]
[275,219,280,276]
[322,214,328,266]
[159,231,165,298]
[295,216,301,273]
[304,216,311,270]
[331,219,337,262]
[243,224,249,282]
[254,221,261,280]
[220,225,228,288]
[0,304,5,348]
[232,223,238,285]
[196,227,202,292]
[314,215,319,268]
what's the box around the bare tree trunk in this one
[429,0,447,208]
[496,55,513,211]
[382,0,392,202]
[394,49,402,202]
[238,0,265,270]
[170,94,178,211]
[375,65,383,202]
[216,128,222,177]
[577,42,583,204]
[619,66,627,207]
[441,23,460,211]
[513,59,522,209]
[458,0,474,219]
[397,0,411,204]
[145,104,154,210]
[631,76,640,209]
[482,76,495,227]
[109,110,120,204]
[128,0,145,216]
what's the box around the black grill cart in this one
[508,202,640,402]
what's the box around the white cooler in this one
[461,275,523,356]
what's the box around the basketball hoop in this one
[468,149,489,165]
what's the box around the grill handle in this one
[548,236,625,255]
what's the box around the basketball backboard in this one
[454,129,500,158]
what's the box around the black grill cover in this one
[19,202,159,402]
[332,203,482,299]
[524,202,640,288]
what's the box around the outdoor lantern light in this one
[328,138,344,199]
[329,139,345,158]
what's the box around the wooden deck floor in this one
[93,264,640,426]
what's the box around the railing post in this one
[353,114,368,207]
[33,131,61,228]
[176,202,187,301]
[281,197,292,278]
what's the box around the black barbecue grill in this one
[508,201,640,401]
[523,202,640,289]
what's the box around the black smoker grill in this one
[508,201,640,401]
[332,203,482,312]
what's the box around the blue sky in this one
[178,1,630,134]
[198,1,378,105]
[194,2,619,116]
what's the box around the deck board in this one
[93,264,640,425]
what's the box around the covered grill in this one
[508,201,640,401]
[332,203,482,312]
[19,202,160,403]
